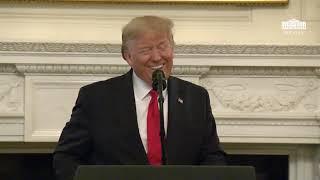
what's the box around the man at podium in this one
[53,16,226,180]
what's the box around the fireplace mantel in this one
[0,42,319,180]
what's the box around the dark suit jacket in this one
[53,70,226,180]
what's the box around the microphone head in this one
[152,69,167,91]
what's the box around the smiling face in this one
[123,31,174,86]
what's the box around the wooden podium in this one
[74,165,256,180]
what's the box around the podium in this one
[74,165,256,180]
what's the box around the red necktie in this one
[147,90,162,165]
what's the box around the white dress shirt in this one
[132,71,168,153]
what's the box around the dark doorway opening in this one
[227,154,289,180]
[0,153,54,180]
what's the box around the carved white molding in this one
[209,66,318,76]
[0,76,24,114]
[16,64,130,75]
[176,44,320,55]
[0,123,23,135]
[0,42,121,54]
[216,119,319,126]
[172,66,210,75]
[315,68,320,76]
[6,63,320,77]
[15,64,211,75]
[0,64,17,73]
[201,78,319,113]
[0,122,23,141]
[1,42,320,55]
[24,75,113,142]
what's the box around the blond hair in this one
[121,16,174,59]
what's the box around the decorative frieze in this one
[315,68,320,76]
[173,66,210,75]
[201,78,319,113]
[216,119,320,126]
[0,42,121,54]
[0,64,17,73]
[11,63,320,77]
[15,64,211,75]
[1,42,320,55]
[0,76,24,114]
[176,44,320,55]
[16,64,130,74]
[209,66,318,76]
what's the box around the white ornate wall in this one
[0,42,319,180]
[0,0,319,179]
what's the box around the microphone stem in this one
[157,83,167,165]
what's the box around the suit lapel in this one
[118,70,148,164]
[166,77,186,164]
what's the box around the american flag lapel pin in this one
[178,97,183,104]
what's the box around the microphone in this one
[152,69,167,92]
[151,69,167,165]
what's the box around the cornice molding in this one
[0,42,121,54]
[0,64,17,73]
[173,66,210,75]
[216,119,320,126]
[5,64,317,76]
[15,64,211,75]
[209,66,317,76]
[16,64,129,74]
[315,68,320,76]
[1,42,320,56]
[176,44,320,55]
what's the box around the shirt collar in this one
[132,71,168,101]
[133,71,152,100]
